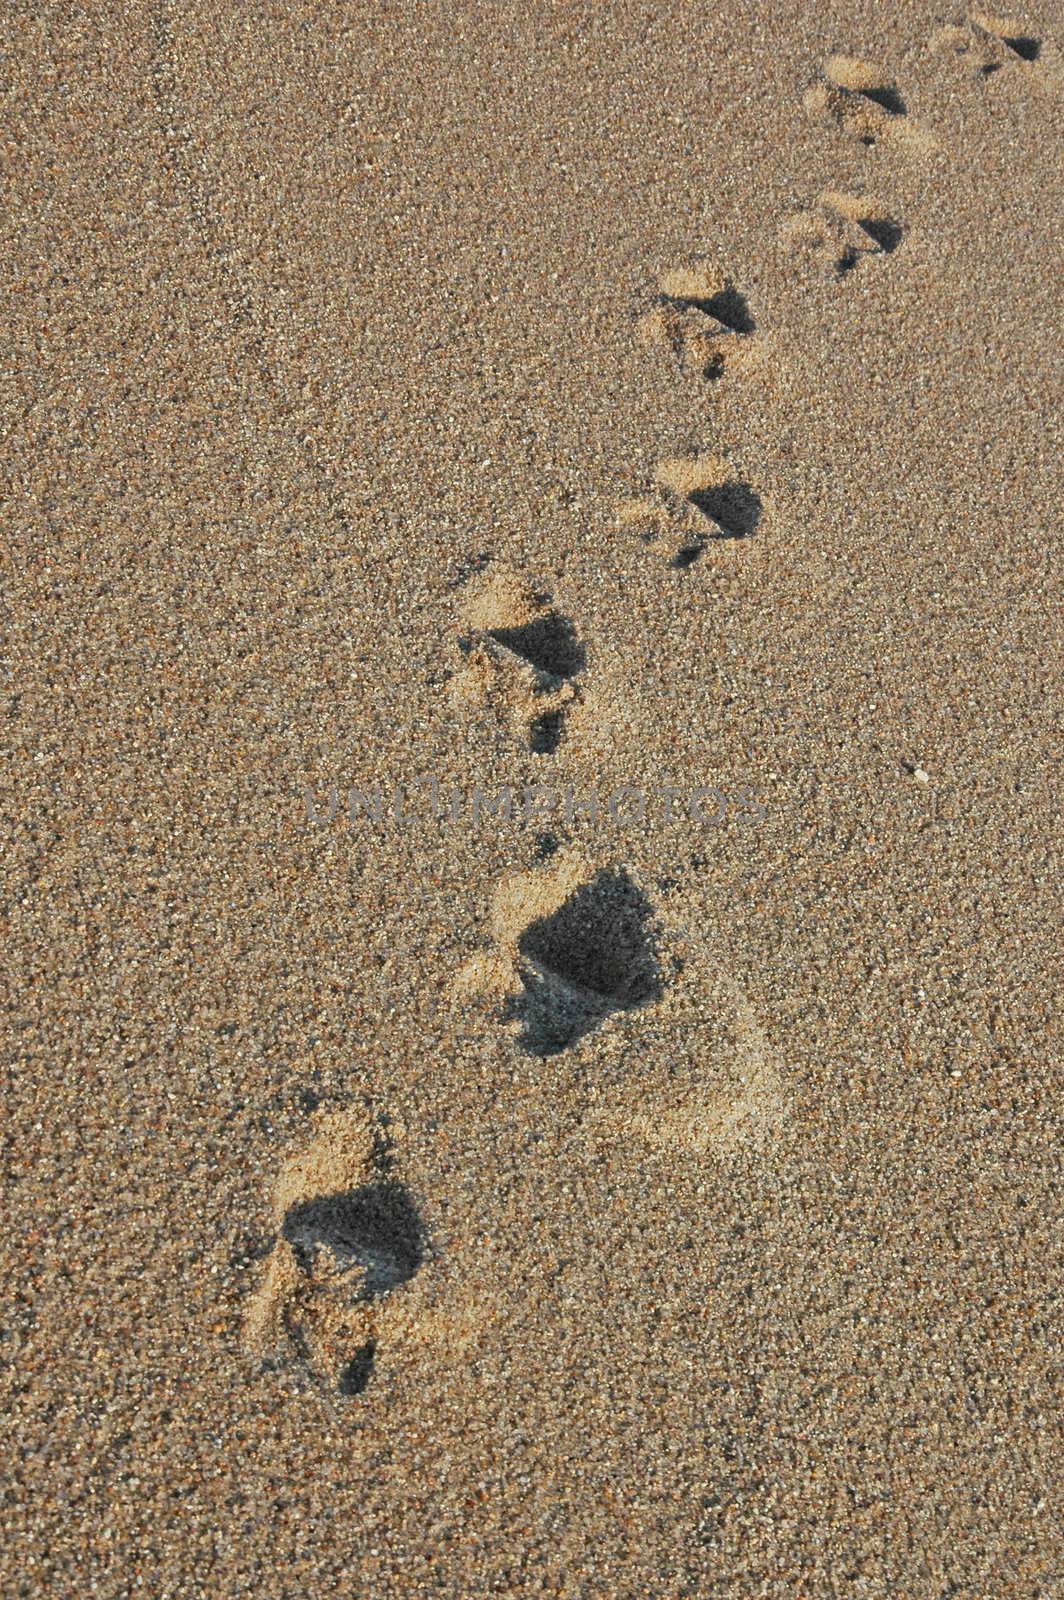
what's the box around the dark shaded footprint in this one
[688,481,763,539]
[507,868,662,1056]
[282,1182,426,1298]
[338,1340,377,1396]
[487,612,586,679]
[859,83,907,114]
[658,269,757,335]
[529,708,566,755]
[996,30,1040,60]
[244,1112,429,1399]
[452,859,667,1058]
[452,567,584,755]
[694,282,757,334]
[856,214,903,252]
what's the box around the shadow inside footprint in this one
[338,1340,377,1396]
[701,284,757,334]
[857,216,903,253]
[688,482,762,539]
[337,1344,379,1395]
[858,84,906,115]
[530,709,565,754]
[508,868,662,1055]
[1003,34,1040,60]
[665,282,756,334]
[282,1182,426,1298]
[488,613,585,680]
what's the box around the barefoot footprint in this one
[638,263,762,380]
[805,54,939,152]
[780,190,904,278]
[451,566,586,755]
[932,13,1059,85]
[452,851,785,1148]
[244,1111,428,1396]
[245,1110,503,1398]
[452,854,664,1057]
[617,453,763,569]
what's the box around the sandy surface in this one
[3,0,1063,1594]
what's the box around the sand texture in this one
[3,0,1064,1594]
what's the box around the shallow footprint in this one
[617,453,763,569]
[584,974,785,1157]
[638,262,763,380]
[805,54,939,153]
[780,190,904,278]
[450,566,585,755]
[932,13,1059,86]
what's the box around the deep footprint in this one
[507,868,662,1055]
[242,1111,439,1402]
[281,1181,426,1299]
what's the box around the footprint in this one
[617,453,763,568]
[638,263,762,379]
[243,1111,429,1397]
[453,857,785,1148]
[450,566,585,755]
[932,13,1056,82]
[780,190,904,278]
[453,855,664,1057]
[805,54,939,152]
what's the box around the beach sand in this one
[3,0,1063,1593]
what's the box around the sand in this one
[3,0,1063,1594]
